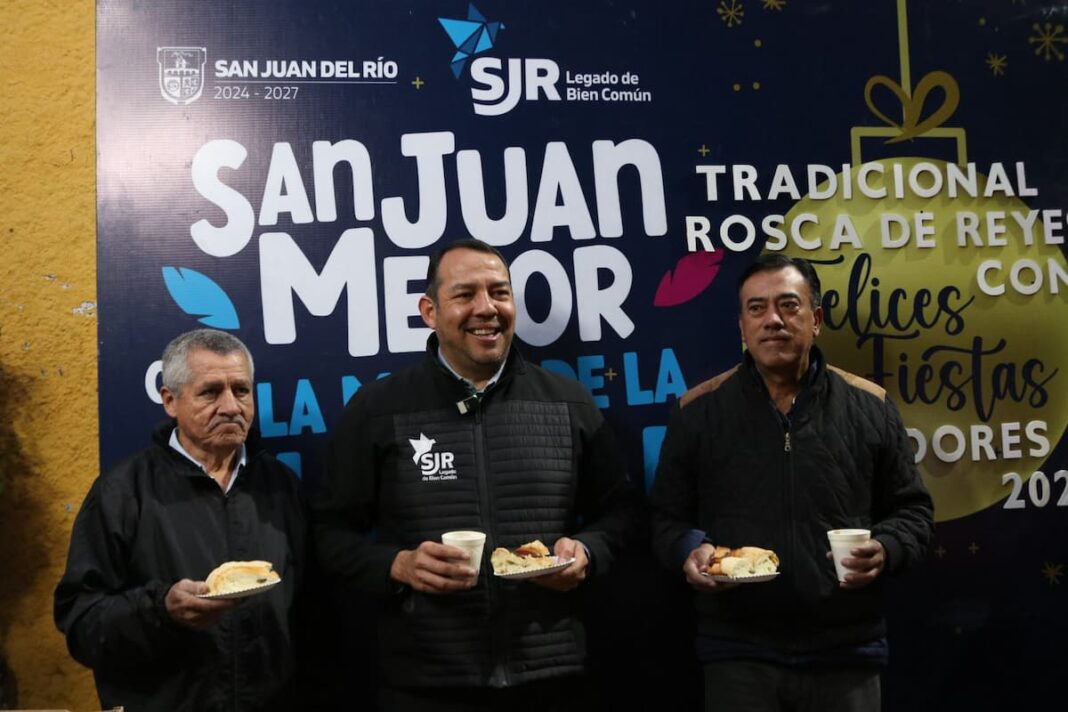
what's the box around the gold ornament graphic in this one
[774,0,1068,522]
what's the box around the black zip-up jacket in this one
[650,347,933,655]
[313,336,643,688]
[54,422,306,712]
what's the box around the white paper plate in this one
[703,572,779,584]
[196,578,281,600]
[494,556,576,580]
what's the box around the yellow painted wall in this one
[0,1,99,709]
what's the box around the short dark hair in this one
[425,239,510,301]
[737,254,822,309]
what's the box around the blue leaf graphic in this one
[162,266,240,329]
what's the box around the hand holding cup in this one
[441,530,487,575]
[827,529,885,589]
[390,532,485,593]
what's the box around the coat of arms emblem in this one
[157,47,207,105]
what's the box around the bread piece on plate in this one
[704,544,733,576]
[514,540,551,558]
[731,547,780,568]
[718,556,755,578]
[705,545,780,578]
[205,560,280,595]
[491,540,556,575]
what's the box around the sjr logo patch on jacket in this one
[409,432,458,481]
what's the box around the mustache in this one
[209,415,248,431]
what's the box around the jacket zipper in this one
[221,488,240,711]
[472,397,511,687]
[777,408,799,650]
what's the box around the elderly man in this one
[313,238,643,712]
[55,329,306,712]
[650,254,934,711]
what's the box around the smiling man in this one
[314,238,642,712]
[55,329,306,712]
[650,254,934,712]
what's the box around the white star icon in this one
[409,433,436,463]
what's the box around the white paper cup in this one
[827,529,871,582]
[441,530,487,575]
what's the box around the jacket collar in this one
[743,344,826,399]
[151,418,264,467]
[424,333,526,393]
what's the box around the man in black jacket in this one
[55,329,306,712]
[650,254,933,711]
[313,239,642,712]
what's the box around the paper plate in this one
[196,578,281,600]
[494,556,576,580]
[703,572,780,584]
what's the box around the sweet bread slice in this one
[205,560,280,595]
[491,540,556,575]
[705,545,780,579]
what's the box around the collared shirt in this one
[169,428,246,494]
[436,346,508,394]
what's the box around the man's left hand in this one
[829,538,886,589]
[531,537,588,592]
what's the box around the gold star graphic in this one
[717,0,744,28]
[1041,562,1063,585]
[1029,22,1067,62]
[985,52,1007,76]
[763,0,787,10]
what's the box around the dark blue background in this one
[98,1,1068,708]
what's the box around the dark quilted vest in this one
[377,398,586,687]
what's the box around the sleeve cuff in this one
[875,534,902,574]
[676,529,708,568]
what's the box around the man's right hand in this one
[165,579,241,629]
[390,541,478,593]
[683,543,738,592]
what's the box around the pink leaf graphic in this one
[653,251,725,307]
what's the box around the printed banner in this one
[97,1,1067,706]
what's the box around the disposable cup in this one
[441,530,487,575]
[827,528,871,582]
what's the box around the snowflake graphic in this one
[985,52,1007,76]
[763,0,786,10]
[717,0,744,28]
[1041,562,1063,585]
[1029,22,1067,62]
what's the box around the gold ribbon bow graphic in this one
[864,70,960,144]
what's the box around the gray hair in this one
[161,329,254,396]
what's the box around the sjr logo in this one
[470,57,561,116]
[420,450,456,476]
[409,432,458,478]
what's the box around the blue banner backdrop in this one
[97,1,1067,708]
